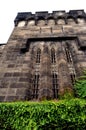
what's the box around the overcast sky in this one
[0,0,86,43]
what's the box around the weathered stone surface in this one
[0,96,5,101]
[0,10,86,101]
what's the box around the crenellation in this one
[14,10,86,28]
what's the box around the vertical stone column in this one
[26,43,36,100]
[57,41,72,95]
[38,43,53,99]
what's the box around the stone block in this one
[4,73,12,77]
[16,88,26,96]
[10,82,28,88]
[8,88,17,96]
[6,96,19,101]
[41,26,51,34]
[0,88,7,95]
[0,96,5,101]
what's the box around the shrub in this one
[74,71,86,99]
[0,99,86,130]
[59,89,74,100]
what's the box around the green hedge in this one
[74,71,86,99]
[0,99,86,130]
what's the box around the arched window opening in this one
[18,21,26,27]
[33,74,39,98]
[37,19,45,26]
[67,17,75,25]
[48,19,55,25]
[77,17,85,24]
[65,45,72,63]
[57,19,65,25]
[51,48,56,63]
[52,73,58,99]
[27,20,35,26]
[36,49,41,63]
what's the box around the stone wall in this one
[0,10,86,101]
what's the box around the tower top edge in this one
[14,9,86,22]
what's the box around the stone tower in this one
[0,10,86,101]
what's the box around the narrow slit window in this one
[33,74,39,98]
[70,74,75,85]
[65,47,72,63]
[52,73,58,98]
[51,48,56,63]
[36,49,41,63]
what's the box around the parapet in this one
[14,10,86,26]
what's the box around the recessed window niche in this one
[27,20,35,26]
[48,18,55,25]
[57,18,65,25]
[37,19,45,26]
[67,17,76,25]
[77,18,85,24]
[17,21,26,27]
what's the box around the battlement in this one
[14,10,86,27]
[14,10,86,26]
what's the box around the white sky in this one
[0,0,86,43]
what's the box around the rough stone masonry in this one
[0,10,86,101]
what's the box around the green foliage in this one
[74,71,86,99]
[59,90,74,100]
[0,99,86,130]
